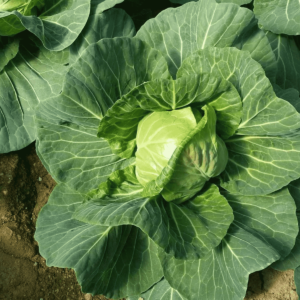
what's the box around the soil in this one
[0,143,298,300]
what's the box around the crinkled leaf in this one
[254,0,300,35]
[137,0,276,80]
[178,47,300,136]
[222,135,300,195]
[70,8,135,64]
[36,37,170,191]
[0,38,69,153]
[0,0,90,51]
[98,73,241,158]
[272,179,300,270]
[266,32,300,92]
[34,183,163,299]
[0,37,19,71]
[88,163,139,199]
[160,188,298,300]
[128,279,186,300]
[73,183,234,260]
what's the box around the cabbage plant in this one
[0,2,130,154]
[34,0,300,299]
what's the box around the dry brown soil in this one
[0,143,298,300]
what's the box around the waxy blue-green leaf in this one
[170,0,251,4]
[37,37,170,191]
[254,0,300,35]
[295,266,300,298]
[128,279,186,300]
[0,37,69,153]
[0,0,90,51]
[36,99,135,192]
[266,32,300,92]
[137,0,276,80]
[217,0,251,3]
[1,8,135,154]
[273,85,300,113]
[70,8,135,64]
[0,68,34,152]
[272,179,300,270]
[178,47,300,136]
[159,188,298,300]
[91,0,124,14]
[34,183,163,299]
[98,73,241,159]
[222,135,300,195]
[0,37,19,71]
[180,47,300,194]
[73,183,234,260]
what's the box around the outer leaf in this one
[34,183,163,299]
[0,37,19,71]
[266,32,300,92]
[0,0,90,51]
[0,38,69,153]
[222,135,300,195]
[178,47,300,136]
[128,279,186,300]
[217,0,252,3]
[254,0,300,35]
[73,183,234,260]
[273,85,300,113]
[160,188,298,300]
[0,69,34,152]
[136,0,276,80]
[36,37,170,191]
[91,0,124,14]
[295,266,300,298]
[36,99,135,192]
[98,73,241,158]
[170,0,251,4]
[70,8,136,64]
[272,179,300,270]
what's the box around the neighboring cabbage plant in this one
[0,4,133,154]
[34,0,300,299]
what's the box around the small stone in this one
[38,177,42,181]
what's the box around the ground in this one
[0,143,298,300]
